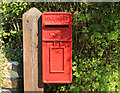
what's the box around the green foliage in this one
[1,2,30,62]
[0,50,7,87]
[1,2,120,92]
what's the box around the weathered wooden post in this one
[23,7,44,92]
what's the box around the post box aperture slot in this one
[49,46,65,73]
[45,25,69,29]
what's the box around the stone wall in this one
[0,60,22,93]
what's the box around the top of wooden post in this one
[23,7,41,18]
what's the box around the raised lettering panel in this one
[44,15,70,24]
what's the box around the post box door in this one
[42,41,72,83]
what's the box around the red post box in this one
[42,12,72,83]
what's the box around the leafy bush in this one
[1,2,119,92]
[1,2,31,62]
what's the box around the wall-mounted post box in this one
[42,12,72,83]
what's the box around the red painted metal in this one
[42,12,72,83]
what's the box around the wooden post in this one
[23,7,44,92]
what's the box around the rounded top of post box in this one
[42,12,72,15]
[42,12,72,26]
